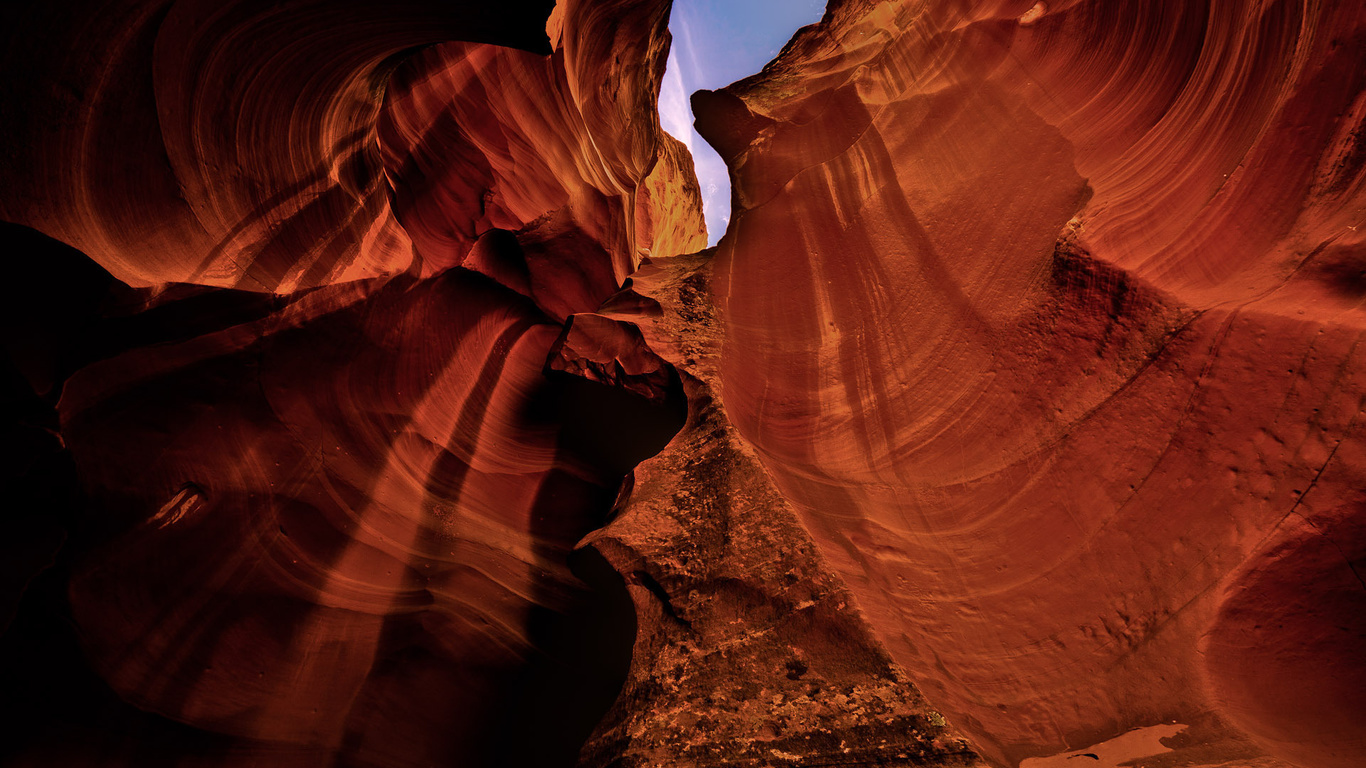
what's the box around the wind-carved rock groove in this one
[0,0,1363,767]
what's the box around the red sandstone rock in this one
[0,0,557,291]
[546,313,674,401]
[1,0,1363,766]
[377,1,679,319]
[577,252,988,767]
[0,0,701,765]
[697,0,1366,766]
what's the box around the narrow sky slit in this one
[660,0,827,246]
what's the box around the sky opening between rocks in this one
[660,0,827,246]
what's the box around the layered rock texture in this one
[1,0,1363,767]
[697,1,1366,767]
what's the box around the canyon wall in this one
[697,0,1366,766]
[0,0,1363,767]
[1,0,702,765]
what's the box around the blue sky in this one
[659,0,827,246]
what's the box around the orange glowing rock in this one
[1,0,1363,766]
[698,0,1366,765]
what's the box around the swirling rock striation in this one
[1,0,1364,766]
[698,0,1366,766]
[0,0,556,291]
[0,0,704,765]
[575,252,987,767]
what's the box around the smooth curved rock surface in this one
[576,252,987,768]
[699,0,1366,766]
[377,0,687,317]
[1202,503,1366,768]
[1,0,1363,766]
[0,0,557,291]
[0,0,702,765]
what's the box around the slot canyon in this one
[0,0,1363,766]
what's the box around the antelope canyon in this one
[0,0,1362,766]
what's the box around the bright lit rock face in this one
[698,0,1366,766]
[0,0,1363,767]
[0,0,702,764]
[0,0,551,290]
